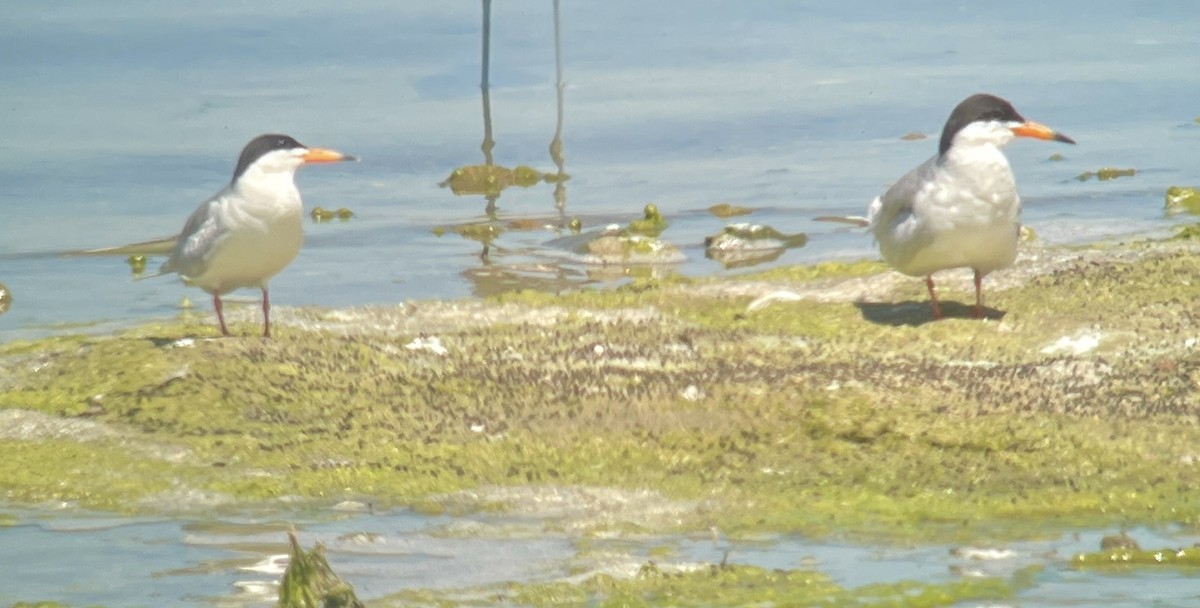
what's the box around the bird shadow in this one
[855,300,1006,326]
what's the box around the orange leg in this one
[262,286,272,338]
[213,293,231,336]
[925,275,943,320]
[973,270,985,319]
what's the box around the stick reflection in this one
[438,0,570,220]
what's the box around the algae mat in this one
[2,239,1200,544]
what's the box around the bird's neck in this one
[937,143,1017,203]
[233,168,302,210]
[939,143,1013,177]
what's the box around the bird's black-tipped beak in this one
[1011,121,1075,145]
[301,148,358,163]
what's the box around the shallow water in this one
[3,506,1200,607]
[5,2,1200,604]
[2,1,1200,341]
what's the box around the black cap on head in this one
[232,134,307,181]
[938,94,1025,157]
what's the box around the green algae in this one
[0,439,182,511]
[1165,186,1200,215]
[707,203,753,218]
[1075,167,1136,181]
[4,242,1200,542]
[125,255,147,277]
[310,207,355,223]
[277,531,364,608]
[438,164,545,197]
[382,562,1039,607]
[736,258,886,282]
[627,203,668,237]
[1072,547,1200,568]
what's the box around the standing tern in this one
[156,134,356,337]
[867,93,1074,320]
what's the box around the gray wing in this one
[159,187,231,280]
[868,155,938,233]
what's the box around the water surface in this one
[2,1,1199,340]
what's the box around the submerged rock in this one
[705,223,807,269]
[583,223,684,265]
[1099,531,1141,551]
[0,281,10,315]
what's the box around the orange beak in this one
[302,148,357,163]
[1011,122,1075,145]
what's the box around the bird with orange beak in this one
[867,93,1074,319]
[157,134,356,337]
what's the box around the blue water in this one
[1,1,1199,341]
[3,506,1200,607]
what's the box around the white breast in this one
[190,174,304,294]
[871,143,1021,278]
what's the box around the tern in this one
[867,93,1074,320]
[155,134,355,337]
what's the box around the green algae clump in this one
[277,531,364,608]
[1072,547,1200,569]
[1075,167,1136,182]
[439,164,545,197]
[627,203,668,237]
[1165,186,1200,216]
[310,207,355,223]
[707,203,753,218]
[387,562,1040,607]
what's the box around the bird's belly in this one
[881,197,1018,277]
[191,216,302,293]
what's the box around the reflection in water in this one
[479,0,494,170]
[438,0,570,218]
[548,0,568,212]
[437,0,580,290]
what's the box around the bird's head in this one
[939,93,1074,157]
[232,134,357,182]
